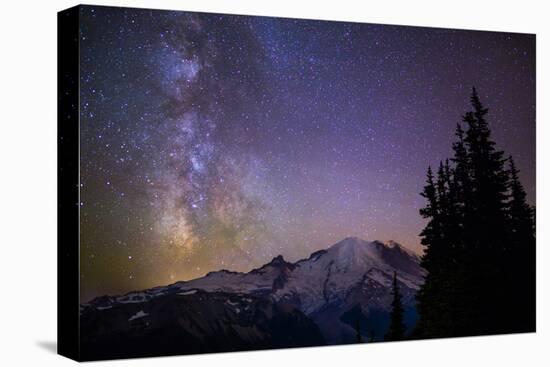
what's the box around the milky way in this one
[78,5,535,301]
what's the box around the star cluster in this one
[78,6,535,301]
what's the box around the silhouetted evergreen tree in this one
[463,88,511,333]
[415,88,535,338]
[414,165,455,337]
[447,123,473,335]
[355,318,363,343]
[414,167,441,337]
[508,157,534,244]
[385,272,406,341]
[507,156,536,331]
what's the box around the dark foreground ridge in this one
[81,290,323,360]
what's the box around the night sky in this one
[79,5,535,301]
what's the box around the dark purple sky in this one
[79,5,535,301]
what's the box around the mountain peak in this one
[383,240,419,259]
[329,237,386,255]
[269,254,286,265]
[330,237,417,256]
[384,240,401,248]
[342,236,362,242]
[331,236,371,249]
[251,254,295,273]
[318,237,422,277]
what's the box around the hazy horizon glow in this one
[79,6,535,301]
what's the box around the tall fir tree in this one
[414,164,455,337]
[385,271,406,341]
[355,318,363,343]
[463,88,511,333]
[414,166,444,337]
[507,156,536,331]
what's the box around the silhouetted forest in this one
[414,88,536,338]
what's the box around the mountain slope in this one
[81,290,324,361]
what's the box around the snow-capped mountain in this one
[169,237,424,313]
[81,237,425,352]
